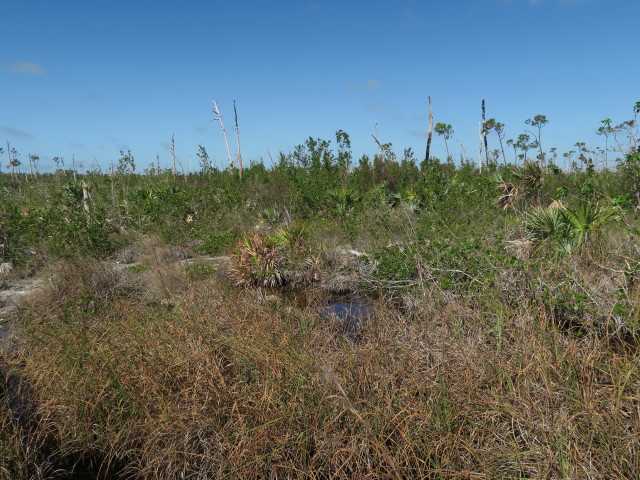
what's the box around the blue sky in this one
[1,0,638,173]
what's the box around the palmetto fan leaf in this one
[564,203,612,250]
[494,161,544,209]
[511,160,544,204]
[326,188,360,214]
[523,202,612,255]
[524,205,572,244]
[512,160,544,189]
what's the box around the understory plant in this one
[524,201,612,255]
[228,233,285,287]
[3,255,639,479]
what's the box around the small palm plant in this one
[564,203,612,253]
[228,233,285,288]
[494,161,544,209]
[523,201,611,255]
[269,222,310,251]
[260,206,281,226]
[511,160,544,205]
[326,187,360,215]
[525,205,572,244]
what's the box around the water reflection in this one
[263,287,376,339]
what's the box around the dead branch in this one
[212,99,233,171]
[234,100,243,179]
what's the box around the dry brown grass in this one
[1,255,639,478]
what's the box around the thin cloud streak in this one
[1,126,34,139]
[495,0,598,5]
[3,61,46,75]
[363,102,394,111]
[408,130,428,139]
[348,79,381,91]
[393,113,427,122]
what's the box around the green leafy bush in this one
[201,231,239,255]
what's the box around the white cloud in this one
[3,61,46,75]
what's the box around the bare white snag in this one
[478,121,483,173]
[169,135,185,176]
[630,107,638,153]
[7,142,14,179]
[82,180,92,224]
[171,134,177,175]
[234,100,243,179]
[372,121,392,166]
[374,121,381,158]
[212,99,233,171]
[424,96,433,166]
[482,99,489,167]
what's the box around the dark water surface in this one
[267,286,377,339]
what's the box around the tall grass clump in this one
[1,251,637,478]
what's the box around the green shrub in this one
[184,262,216,278]
[201,231,238,255]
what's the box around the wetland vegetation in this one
[1,114,640,478]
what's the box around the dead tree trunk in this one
[171,134,177,175]
[497,128,507,166]
[7,142,14,179]
[212,99,233,171]
[82,181,92,224]
[110,163,115,204]
[478,121,483,173]
[234,100,243,179]
[482,100,489,167]
[630,108,638,153]
[424,96,433,168]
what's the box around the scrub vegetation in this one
[1,108,640,478]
